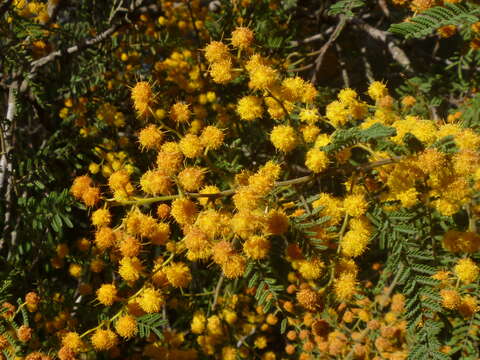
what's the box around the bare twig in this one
[353,19,412,72]
[311,15,347,84]
[211,274,224,312]
[1,82,17,253]
[335,43,350,88]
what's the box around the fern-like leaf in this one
[389,3,480,39]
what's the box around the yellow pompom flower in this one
[325,100,349,127]
[454,258,479,284]
[94,227,116,251]
[341,230,369,257]
[231,26,254,49]
[184,227,211,261]
[368,81,388,101]
[191,311,206,334]
[221,254,246,278]
[171,198,198,225]
[298,258,324,280]
[96,284,118,306]
[118,236,142,258]
[91,208,111,227]
[131,81,154,116]
[338,88,358,105]
[204,41,229,63]
[138,124,164,150]
[91,329,118,351]
[236,96,263,121]
[248,64,278,90]
[343,194,368,217]
[69,263,82,278]
[301,125,321,143]
[138,288,164,313]
[243,235,271,260]
[200,125,224,150]
[170,102,191,123]
[61,332,84,353]
[118,257,144,282]
[270,125,298,152]
[140,169,172,195]
[305,148,329,173]
[299,108,320,124]
[212,240,235,265]
[108,170,134,198]
[440,289,461,310]
[179,134,204,158]
[115,315,138,338]
[209,59,234,84]
[70,175,92,199]
[156,142,184,176]
[334,272,357,301]
[178,167,206,192]
[164,262,192,288]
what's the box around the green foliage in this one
[328,0,365,17]
[389,3,480,39]
[137,314,167,339]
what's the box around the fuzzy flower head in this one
[164,262,192,288]
[171,198,197,225]
[299,108,320,124]
[298,257,324,280]
[61,332,84,353]
[221,254,246,279]
[243,235,270,260]
[131,81,154,116]
[170,102,191,123]
[305,148,329,173]
[343,194,368,217]
[178,167,206,192]
[94,227,116,252]
[138,288,164,313]
[91,208,111,228]
[231,26,254,49]
[96,284,118,306]
[156,142,184,176]
[138,124,164,150]
[270,125,298,152]
[118,257,144,282]
[115,315,138,338]
[209,59,234,84]
[200,126,224,150]
[454,258,479,284]
[140,170,172,195]
[368,81,388,101]
[91,329,118,351]
[179,134,204,158]
[334,272,357,301]
[248,64,278,91]
[204,41,229,63]
[236,96,263,121]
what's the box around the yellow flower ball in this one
[179,134,204,158]
[90,329,118,351]
[138,124,164,150]
[454,258,479,284]
[237,96,263,121]
[305,148,329,173]
[115,314,138,338]
[164,262,192,288]
[138,288,164,313]
[96,284,117,306]
[270,125,298,152]
[231,26,254,49]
